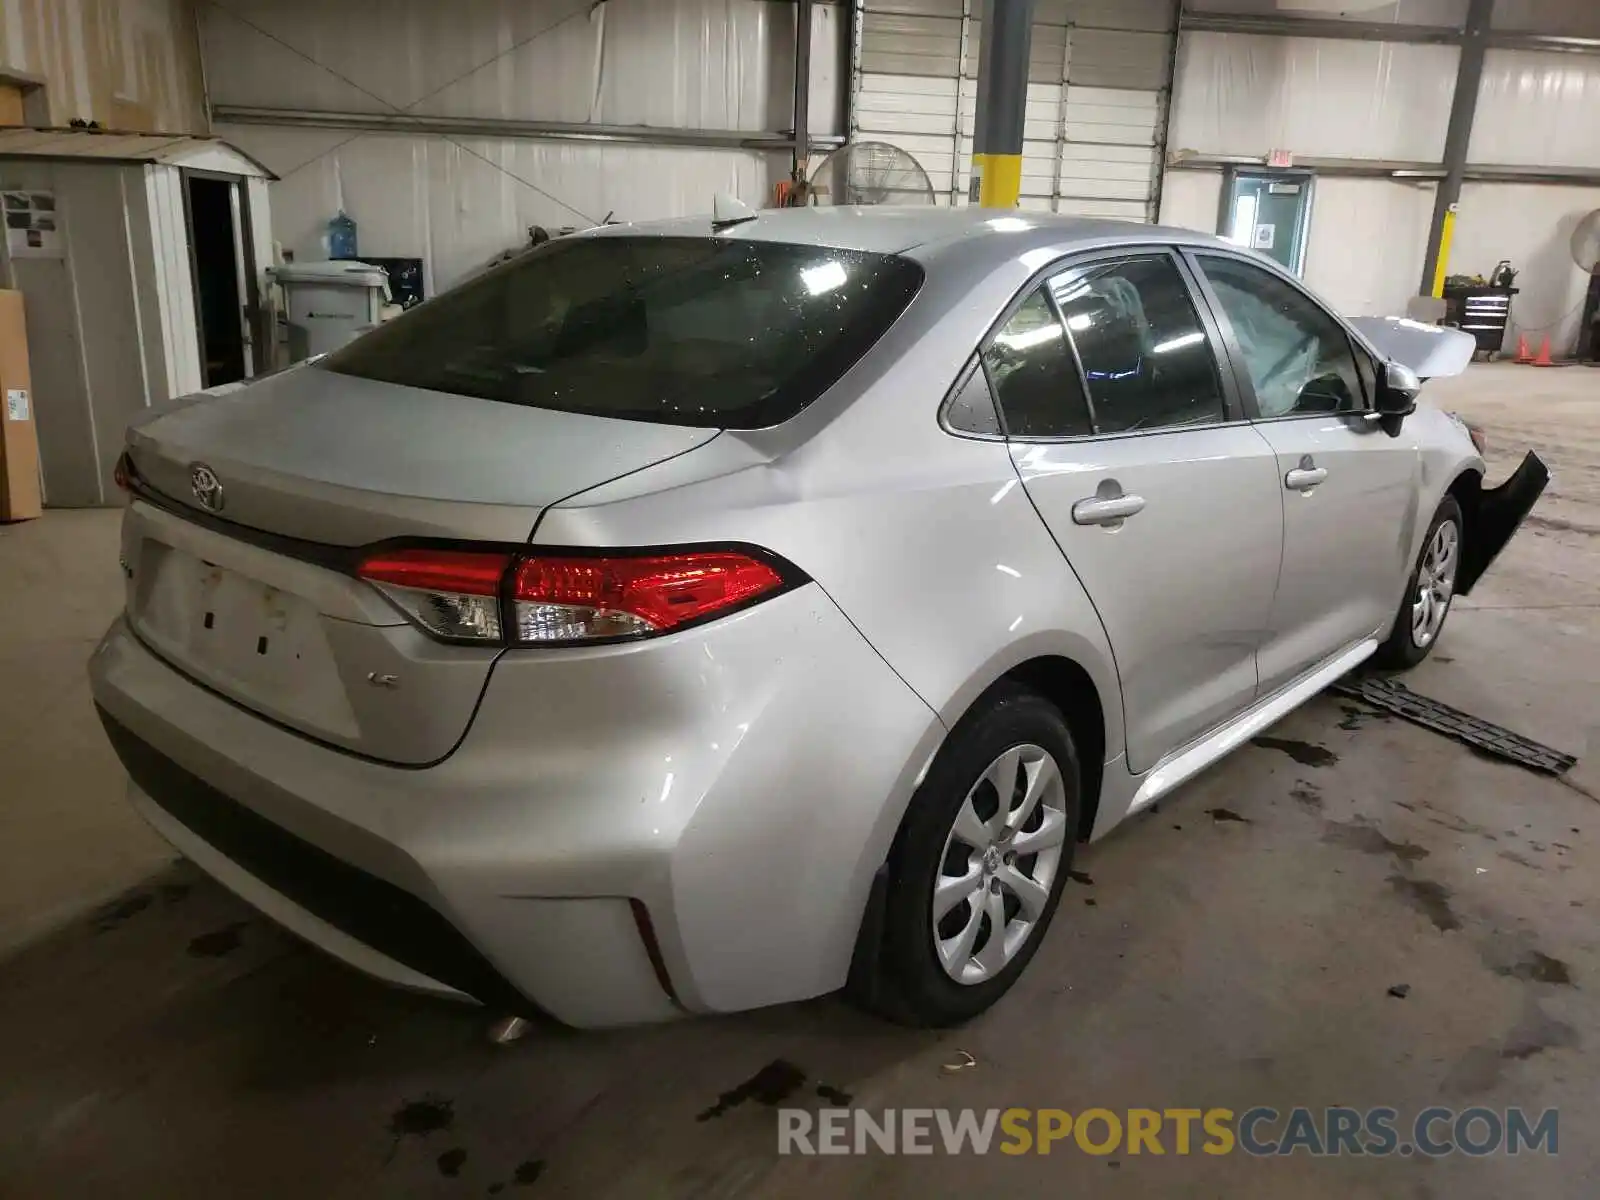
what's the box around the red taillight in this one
[358,548,511,643]
[358,548,509,596]
[113,452,133,493]
[510,551,787,644]
[356,546,793,647]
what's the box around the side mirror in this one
[1371,361,1419,435]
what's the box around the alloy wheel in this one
[1411,518,1460,649]
[932,744,1068,985]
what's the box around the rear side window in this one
[945,358,1003,436]
[321,236,923,429]
[981,287,1094,438]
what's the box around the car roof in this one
[580,204,1235,259]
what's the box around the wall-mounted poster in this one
[4,191,62,258]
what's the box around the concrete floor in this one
[0,362,1595,1198]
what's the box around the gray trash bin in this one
[273,260,391,362]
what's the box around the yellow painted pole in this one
[974,152,1024,208]
[969,0,1034,209]
[1430,203,1457,299]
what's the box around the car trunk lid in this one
[120,367,718,764]
[126,365,716,545]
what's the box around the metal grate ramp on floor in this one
[1332,674,1578,777]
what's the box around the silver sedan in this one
[92,207,1546,1027]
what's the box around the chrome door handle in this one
[1285,467,1328,491]
[1071,493,1146,526]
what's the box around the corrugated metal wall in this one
[1161,13,1600,347]
[202,0,799,292]
[0,0,206,133]
[1460,47,1600,351]
[1454,181,1599,354]
[1470,49,1600,168]
[850,0,1176,219]
[1167,33,1459,162]
[1492,0,1600,37]
[1300,176,1439,321]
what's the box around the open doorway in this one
[1218,169,1315,276]
[185,175,253,388]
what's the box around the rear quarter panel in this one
[536,432,1122,751]
[532,261,1127,971]
[531,248,1127,762]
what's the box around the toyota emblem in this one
[190,463,225,512]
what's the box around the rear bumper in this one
[102,712,531,1012]
[89,583,942,1027]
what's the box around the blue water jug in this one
[327,210,358,259]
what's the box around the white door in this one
[993,252,1285,772]
[227,180,255,378]
[1189,251,1419,694]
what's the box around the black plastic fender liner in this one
[1458,450,1550,595]
[844,864,891,1011]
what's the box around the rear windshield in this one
[320,235,924,429]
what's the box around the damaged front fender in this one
[1457,451,1550,595]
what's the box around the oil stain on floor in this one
[1388,874,1462,932]
[389,1093,455,1139]
[1322,818,1429,864]
[186,921,248,958]
[697,1060,808,1121]
[1250,737,1339,768]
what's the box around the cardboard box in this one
[0,289,40,521]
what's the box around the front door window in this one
[1195,254,1364,419]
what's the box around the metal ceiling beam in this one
[1165,153,1600,188]
[1487,31,1600,54]
[1460,163,1600,184]
[1178,11,1462,46]
[1180,8,1600,56]
[211,105,844,152]
[1168,153,1444,178]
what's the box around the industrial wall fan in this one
[1572,209,1600,363]
[809,142,935,206]
[1572,208,1600,275]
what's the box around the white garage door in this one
[850,0,1176,220]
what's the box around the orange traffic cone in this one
[1514,334,1533,363]
[1532,335,1558,367]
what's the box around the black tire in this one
[853,686,1081,1027]
[1374,495,1464,669]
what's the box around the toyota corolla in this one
[91,206,1546,1028]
